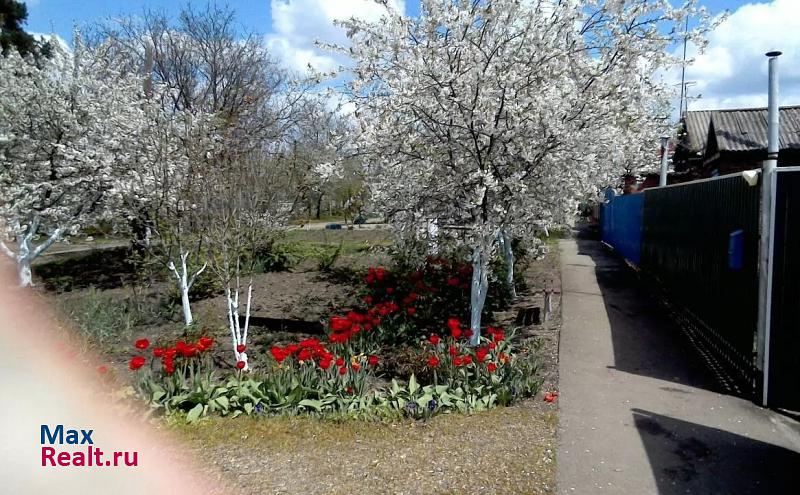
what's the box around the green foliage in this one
[58,288,142,345]
[316,242,343,272]
[252,241,297,273]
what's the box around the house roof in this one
[683,110,714,153]
[683,106,800,154]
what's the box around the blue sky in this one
[21,1,800,110]
[22,0,736,40]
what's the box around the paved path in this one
[557,238,800,494]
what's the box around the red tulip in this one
[429,334,441,346]
[487,362,498,373]
[368,355,379,366]
[134,339,150,350]
[236,344,247,353]
[427,356,440,368]
[198,337,214,350]
[236,360,246,370]
[129,356,146,371]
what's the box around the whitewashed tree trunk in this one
[499,230,517,299]
[426,218,439,255]
[225,279,253,370]
[1,221,64,287]
[469,243,490,346]
[167,251,207,326]
[18,257,32,287]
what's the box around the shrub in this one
[252,242,297,273]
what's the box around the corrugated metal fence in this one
[603,174,761,398]
[766,170,800,410]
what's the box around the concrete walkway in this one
[557,238,800,494]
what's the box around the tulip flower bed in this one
[128,324,540,422]
[126,256,540,423]
[351,257,515,345]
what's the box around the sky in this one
[21,0,800,112]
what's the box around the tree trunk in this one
[500,230,517,298]
[315,192,324,220]
[180,282,193,326]
[427,219,439,254]
[18,257,32,287]
[168,251,206,327]
[469,244,490,346]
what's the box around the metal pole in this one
[659,136,669,187]
[756,50,781,406]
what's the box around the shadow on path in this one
[633,408,799,494]
[574,236,728,396]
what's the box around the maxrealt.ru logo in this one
[40,425,138,467]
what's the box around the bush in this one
[252,241,297,273]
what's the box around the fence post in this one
[756,50,781,406]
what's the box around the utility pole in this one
[659,136,670,187]
[678,16,690,116]
[756,50,781,406]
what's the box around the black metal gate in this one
[766,169,800,410]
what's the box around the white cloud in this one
[28,31,70,52]
[266,0,405,75]
[683,0,800,110]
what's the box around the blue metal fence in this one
[601,191,643,265]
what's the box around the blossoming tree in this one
[0,38,145,286]
[336,0,712,343]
